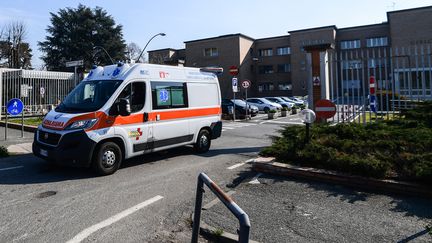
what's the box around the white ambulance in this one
[33,63,222,175]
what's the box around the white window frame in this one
[276,47,291,55]
[203,47,218,57]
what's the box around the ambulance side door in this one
[113,81,149,157]
[150,81,192,149]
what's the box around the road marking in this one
[0,166,24,171]
[66,195,163,243]
[248,173,263,184]
[227,162,246,170]
[261,120,304,125]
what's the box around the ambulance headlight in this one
[65,119,98,130]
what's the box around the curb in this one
[0,121,37,133]
[251,157,432,198]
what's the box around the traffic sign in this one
[315,99,336,119]
[370,95,377,113]
[241,80,251,89]
[369,75,376,95]
[232,77,238,92]
[229,66,239,76]
[7,98,24,115]
[40,87,45,95]
[66,60,84,67]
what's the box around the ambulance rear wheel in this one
[92,142,122,176]
[194,129,211,153]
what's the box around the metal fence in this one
[0,69,76,118]
[327,44,432,124]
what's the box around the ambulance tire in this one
[92,142,122,176]
[194,129,211,153]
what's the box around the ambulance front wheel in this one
[194,129,211,153]
[92,142,122,176]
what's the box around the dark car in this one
[221,99,258,119]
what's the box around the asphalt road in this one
[1,113,430,243]
[0,114,288,242]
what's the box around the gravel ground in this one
[203,172,432,243]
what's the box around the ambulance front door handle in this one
[156,114,160,121]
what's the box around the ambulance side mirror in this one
[118,98,131,116]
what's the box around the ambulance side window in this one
[151,82,188,110]
[116,82,146,113]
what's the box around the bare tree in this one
[126,42,143,63]
[0,21,32,69]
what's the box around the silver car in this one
[246,98,281,113]
[264,97,295,109]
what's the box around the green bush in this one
[0,146,9,157]
[260,103,432,183]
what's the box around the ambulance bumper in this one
[211,121,222,139]
[32,129,97,167]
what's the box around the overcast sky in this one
[1,0,431,69]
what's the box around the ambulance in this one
[32,63,222,175]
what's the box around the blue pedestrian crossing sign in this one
[7,98,24,115]
[370,95,377,113]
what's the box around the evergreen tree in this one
[38,4,126,71]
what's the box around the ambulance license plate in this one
[40,149,48,157]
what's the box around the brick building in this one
[149,6,432,99]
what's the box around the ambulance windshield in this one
[56,80,122,113]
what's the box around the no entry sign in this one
[229,66,239,76]
[315,99,336,119]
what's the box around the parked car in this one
[264,97,295,109]
[289,96,306,105]
[246,98,281,113]
[221,99,257,118]
[232,99,259,117]
[280,96,303,107]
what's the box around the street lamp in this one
[136,33,166,63]
[93,46,115,64]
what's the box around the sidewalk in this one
[0,127,34,154]
[201,172,432,243]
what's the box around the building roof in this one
[184,33,255,44]
[147,48,179,53]
[255,35,290,42]
[387,5,432,15]
[338,22,388,31]
[288,25,337,34]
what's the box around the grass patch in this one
[213,228,224,236]
[0,146,9,158]
[261,102,432,184]
[8,117,43,126]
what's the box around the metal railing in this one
[0,69,75,119]
[326,44,432,124]
[191,173,251,243]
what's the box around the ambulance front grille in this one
[38,131,61,146]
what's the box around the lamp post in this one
[136,33,166,63]
[93,46,115,64]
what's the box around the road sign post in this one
[241,80,251,119]
[5,98,24,140]
[232,77,238,121]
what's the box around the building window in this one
[277,64,291,73]
[258,48,273,57]
[258,83,274,92]
[342,60,362,69]
[203,48,218,57]
[366,37,388,47]
[151,82,188,109]
[278,83,292,90]
[276,47,291,55]
[340,40,361,50]
[258,65,274,74]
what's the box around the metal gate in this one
[0,69,76,118]
[327,45,432,124]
